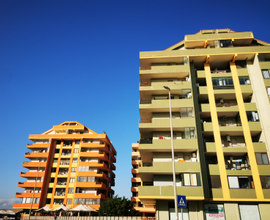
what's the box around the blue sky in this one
[0,0,270,209]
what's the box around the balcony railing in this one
[57,182,67,185]
[55,191,65,196]
[139,139,153,144]
[216,103,237,107]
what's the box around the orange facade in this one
[13,121,116,211]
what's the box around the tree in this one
[98,195,139,216]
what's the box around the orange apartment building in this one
[13,121,116,212]
[131,143,155,217]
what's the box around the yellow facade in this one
[14,121,116,212]
[136,29,270,220]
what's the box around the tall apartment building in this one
[13,121,116,212]
[134,29,270,220]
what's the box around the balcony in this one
[253,142,267,152]
[25,152,48,158]
[140,81,191,93]
[138,185,204,199]
[74,193,106,200]
[139,139,198,151]
[13,203,39,209]
[132,169,139,174]
[184,31,253,49]
[131,187,138,192]
[139,118,195,131]
[80,152,109,160]
[53,124,84,131]
[27,143,50,149]
[22,162,46,168]
[15,192,41,198]
[258,165,270,175]
[81,142,105,148]
[79,162,109,170]
[139,162,200,174]
[18,182,43,188]
[132,178,141,184]
[203,122,261,135]
[54,190,65,197]
[76,182,105,188]
[139,98,193,112]
[20,171,45,178]
[205,142,248,153]
[208,164,220,175]
[140,64,189,76]
[229,189,256,199]
[59,160,70,166]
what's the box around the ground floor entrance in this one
[155,200,270,220]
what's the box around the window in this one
[239,205,261,220]
[22,198,39,204]
[74,198,99,205]
[262,69,270,79]
[75,140,80,144]
[184,127,196,139]
[180,173,201,186]
[74,148,79,153]
[246,111,259,122]
[212,77,234,88]
[255,153,269,165]
[181,107,193,118]
[239,76,250,85]
[267,87,270,97]
[210,176,221,188]
[66,199,72,204]
[182,89,192,99]
[260,176,270,188]
[68,188,73,194]
[71,167,76,173]
[204,204,225,220]
[228,176,254,188]
[77,176,95,182]
[73,158,78,163]
[69,178,75,183]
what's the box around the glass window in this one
[228,176,254,188]
[69,178,75,183]
[210,176,221,188]
[73,158,78,163]
[184,127,196,139]
[239,76,251,85]
[66,199,72,204]
[68,188,73,194]
[256,153,269,164]
[204,204,225,220]
[267,87,270,97]
[212,77,234,88]
[181,108,187,118]
[181,108,193,118]
[74,148,79,153]
[260,176,270,188]
[181,173,201,186]
[262,69,270,79]
[239,205,261,220]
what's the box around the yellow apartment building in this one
[13,121,116,212]
[134,29,270,220]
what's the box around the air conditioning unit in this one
[226,135,231,142]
